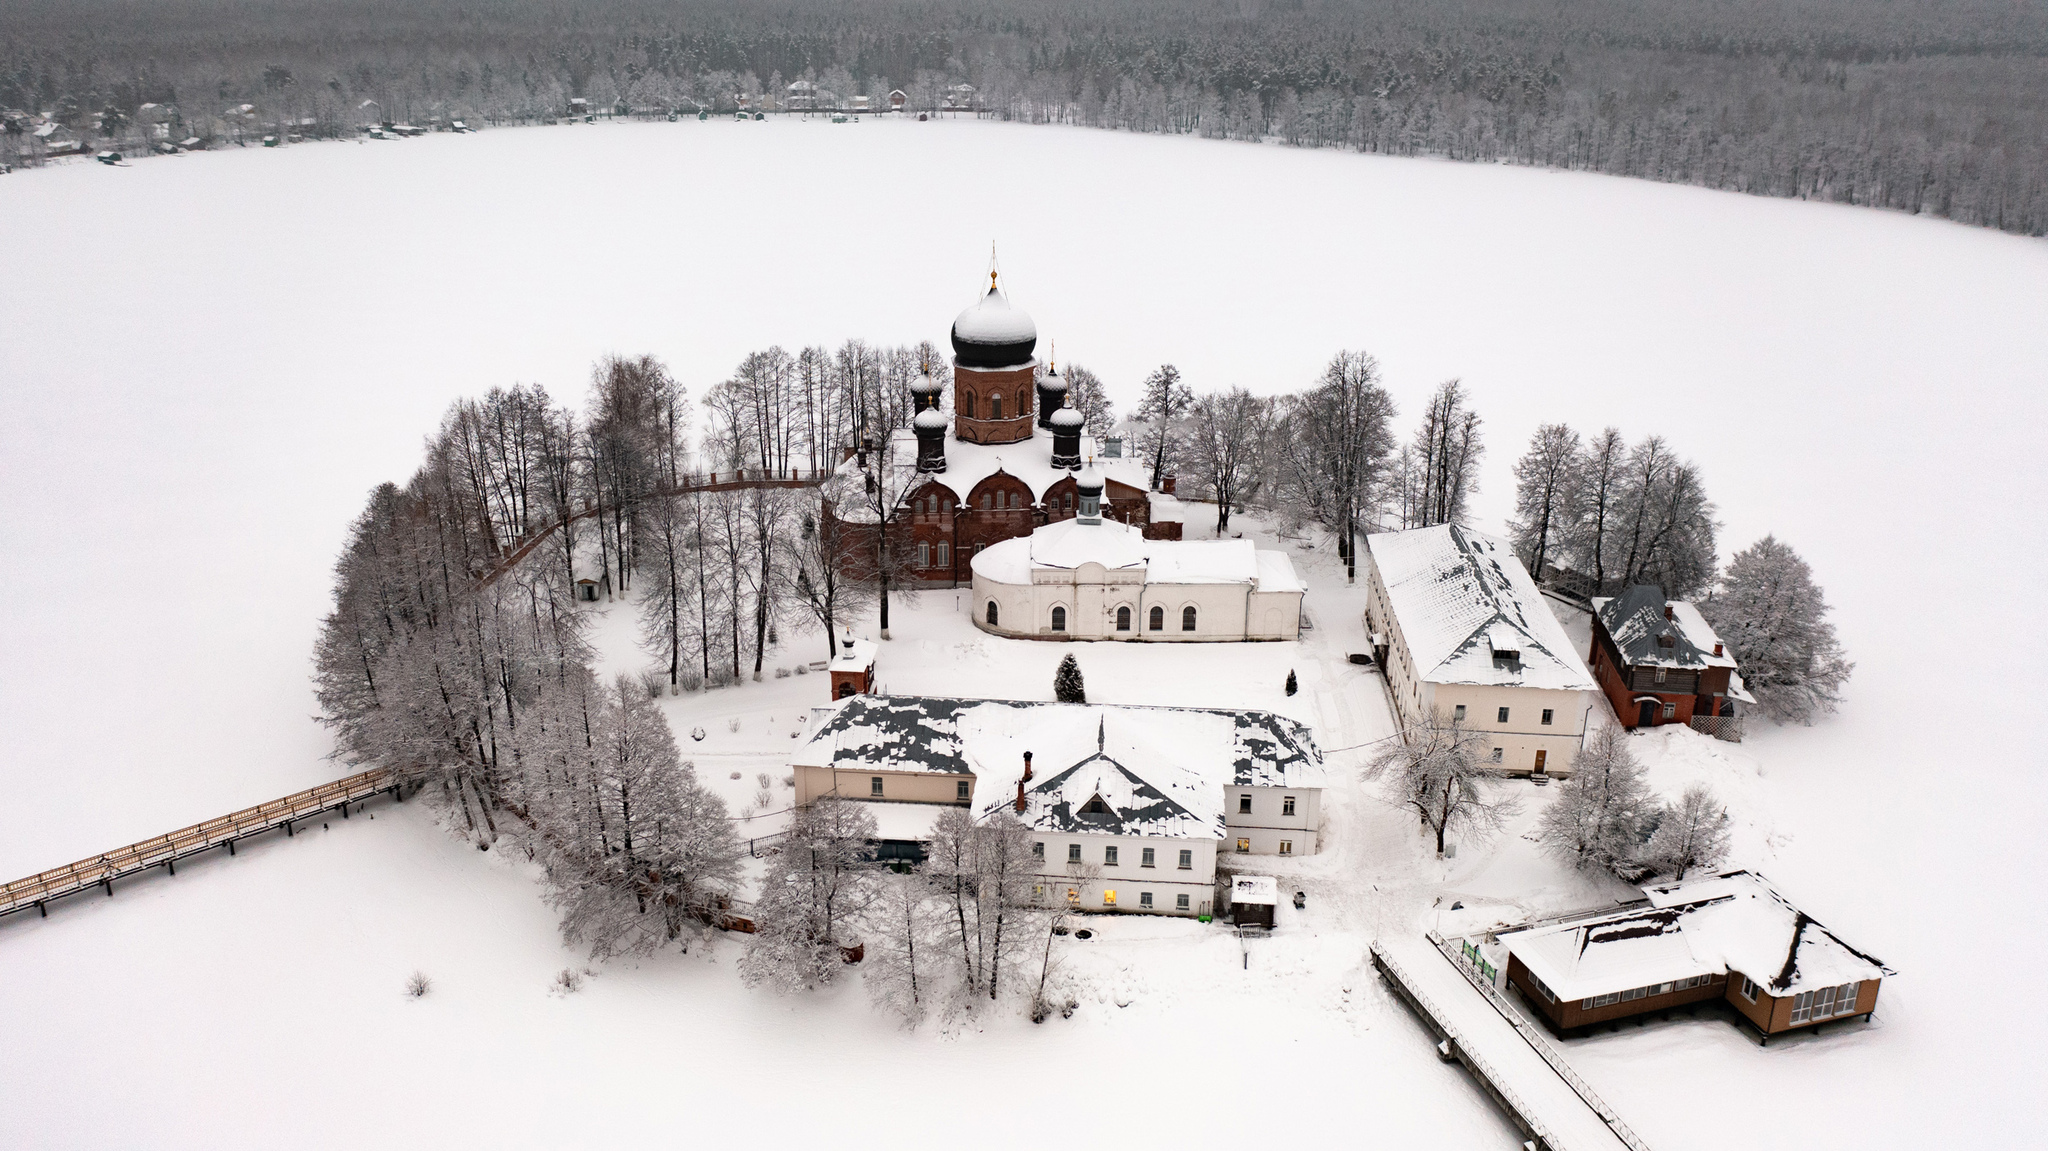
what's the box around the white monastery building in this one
[791,696,1326,916]
[1363,523,1597,776]
[971,463,1304,641]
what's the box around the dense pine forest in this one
[4,0,2043,233]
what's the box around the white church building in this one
[969,463,1304,641]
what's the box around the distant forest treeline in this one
[3,0,2044,234]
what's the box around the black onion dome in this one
[950,282,1037,369]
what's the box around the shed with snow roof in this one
[1228,874,1278,928]
[1363,524,1596,776]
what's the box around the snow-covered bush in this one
[775,666,791,679]
[552,968,584,995]
[405,971,432,998]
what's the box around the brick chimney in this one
[1161,474,1177,495]
[1714,642,1723,657]
[1664,604,1675,620]
[1014,778,1027,813]
[1022,750,1033,782]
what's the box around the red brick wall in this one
[953,364,1035,444]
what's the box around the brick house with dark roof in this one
[1589,585,1753,739]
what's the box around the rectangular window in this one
[1104,845,1119,866]
[1139,891,1154,909]
[1175,894,1190,911]
[1663,702,1677,719]
[1453,704,1467,722]
[1835,982,1860,1015]
[917,541,931,568]
[1282,796,1296,817]
[870,776,884,797]
[937,542,950,567]
[1498,706,1510,723]
[956,780,970,802]
[1235,838,1250,854]
[1541,708,1554,726]
[1141,847,1155,868]
[1490,748,1503,763]
[1032,841,1044,859]
[1740,976,1759,1002]
[1067,843,1082,863]
[1177,849,1192,870]
[1654,666,1667,683]
[1278,839,1293,856]
[1790,991,1814,1025]
[1238,794,1253,814]
[1102,890,1117,907]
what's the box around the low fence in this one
[1687,714,1744,743]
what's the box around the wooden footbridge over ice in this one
[1372,932,1652,1151]
[0,769,404,921]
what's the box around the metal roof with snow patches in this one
[1367,523,1596,691]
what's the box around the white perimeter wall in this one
[972,567,1300,641]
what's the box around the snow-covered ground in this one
[2,118,2045,1147]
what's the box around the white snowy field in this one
[2,118,2046,1147]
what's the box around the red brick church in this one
[823,271,1183,588]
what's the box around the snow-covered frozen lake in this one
[2,118,2045,1148]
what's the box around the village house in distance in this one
[1497,870,1891,1041]
[1364,523,1596,775]
[790,696,1326,916]
[1589,584,1753,740]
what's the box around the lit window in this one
[1175,894,1190,911]
[1238,794,1252,814]
[1541,709,1554,726]
[1067,843,1082,863]
[1235,838,1250,854]
[1066,887,1079,905]
[956,780,970,802]
[1177,850,1192,869]
[1104,845,1118,866]
[1279,840,1293,856]
[870,776,884,797]
[1282,796,1296,817]
[1139,892,1154,909]
[1498,707,1510,723]
[1141,847,1155,868]
[1102,890,1117,907]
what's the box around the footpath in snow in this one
[1373,933,1646,1151]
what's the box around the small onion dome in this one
[1074,460,1104,493]
[1049,407,1084,429]
[950,280,1037,369]
[908,372,942,395]
[912,408,949,431]
[1039,367,1068,393]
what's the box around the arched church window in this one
[1051,606,1067,632]
[990,393,1003,420]
[1149,606,1164,631]
[1116,606,1131,632]
[1182,606,1198,632]
[986,601,999,627]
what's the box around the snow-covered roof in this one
[972,517,1304,594]
[1502,871,1889,1002]
[1594,587,1739,671]
[825,426,1156,522]
[952,285,1036,346]
[795,698,1325,834]
[1230,875,1279,906]
[1013,749,1221,839]
[831,635,877,671]
[1366,524,1595,691]
[863,801,944,842]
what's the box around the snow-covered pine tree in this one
[1702,535,1854,724]
[1053,653,1086,703]
[1364,708,1518,858]
[1537,724,1655,877]
[1641,783,1732,881]
[1285,669,1298,696]
[740,797,879,991]
[1509,423,1582,581]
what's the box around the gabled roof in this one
[1502,870,1890,1001]
[1366,524,1595,691]
[1018,751,1220,838]
[1594,586,1739,672]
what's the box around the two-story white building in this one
[1363,523,1597,776]
[791,696,1326,916]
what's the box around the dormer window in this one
[1082,796,1108,815]
[1657,634,1676,649]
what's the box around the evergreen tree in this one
[1702,536,1854,724]
[1053,653,1086,703]
[1284,669,1297,696]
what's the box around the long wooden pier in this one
[0,769,403,921]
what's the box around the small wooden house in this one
[1228,874,1277,929]
[888,89,907,111]
[1589,585,1752,739]
[1500,871,1890,1041]
[573,571,612,602]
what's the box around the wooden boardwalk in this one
[0,769,402,921]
